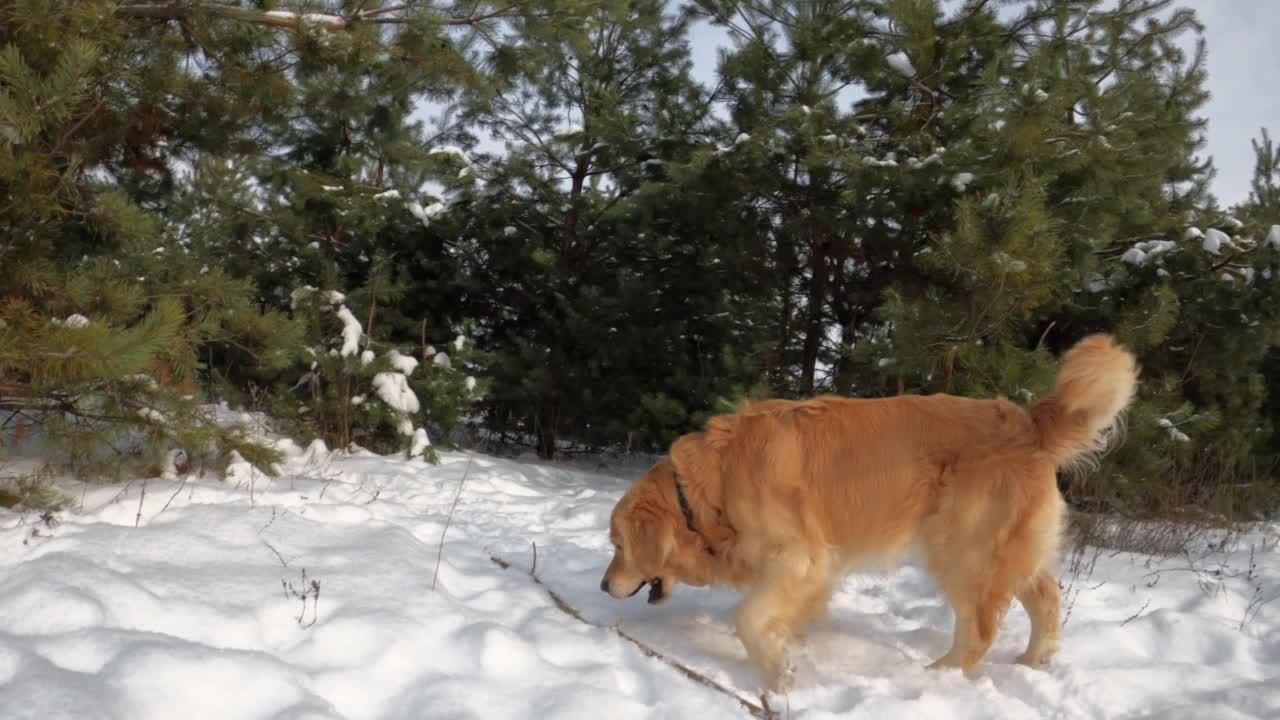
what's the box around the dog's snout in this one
[599,577,609,593]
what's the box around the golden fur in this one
[601,334,1138,689]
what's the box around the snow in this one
[503,226,517,237]
[396,417,414,437]
[290,286,318,309]
[453,334,466,351]
[1185,227,1205,240]
[554,126,584,140]
[360,350,375,367]
[1266,225,1280,250]
[1141,239,1177,256]
[992,251,1027,272]
[433,351,452,369]
[1083,273,1109,292]
[262,10,345,30]
[950,172,976,192]
[428,146,473,166]
[370,372,419,415]
[408,201,447,228]
[386,349,418,376]
[1121,248,1147,265]
[5,435,1277,719]
[464,376,477,392]
[334,306,363,358]
[864,154,899,168]
[372,189,401,202]
[907,153,942,169]
[886,51,916,77]
[409,428,431,458]
[63,314,90,328]
[2,399,1280,717]
[1159,419,1191,443]
[161,449,189,481]
[715,133,754,155]
[1203,228,1229,255]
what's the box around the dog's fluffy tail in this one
[1030,334,1139,469]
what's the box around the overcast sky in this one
[684,1,1278,208]
[1182,1,1279,206]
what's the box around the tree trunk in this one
[799,238,829,395]
[833,316,856,396]
[771,236,797,393]
[536,395,559,460]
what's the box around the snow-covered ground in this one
[2,430,1279,719]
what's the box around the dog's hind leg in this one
[1015,570,1060,666]
[735,544,832,691]
[926,571,1013,673]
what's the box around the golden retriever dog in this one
[601,334,1138,690]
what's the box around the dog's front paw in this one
[758,632,798,692]
[770,654,798,692]
[1015,650,1053,668]
[926,655,962,671]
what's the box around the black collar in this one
[672,470,717,557]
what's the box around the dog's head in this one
[600,457,718,605]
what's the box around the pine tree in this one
[455,0,710,457]
[0,1,295,482]
[1243,128,1280,225]
[1236,128,1280,485]
[689,1,894,396]
[2,1,520,481]
[150,2,527,454]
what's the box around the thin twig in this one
[262,539,289,568]
[258,506,280,535]
[157,476,189,516]
[431,455,475,592]
[134,477,148,528]
[1120,599,1151,626]
[490,553,779,719]
[306,577,320,628]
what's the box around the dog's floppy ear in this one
[669,432,736,550]
[630,492,675,566]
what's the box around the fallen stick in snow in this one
[489,553,780,720]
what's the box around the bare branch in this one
[490,552,780,719]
